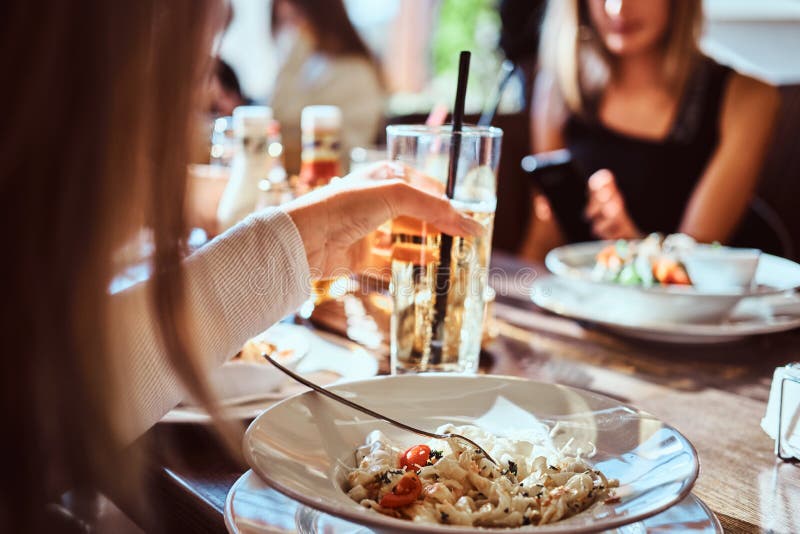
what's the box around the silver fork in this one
[262,352,499,466]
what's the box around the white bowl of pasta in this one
[243,375,698,533]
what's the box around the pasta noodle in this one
[345,424,618,527]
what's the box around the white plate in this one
[243,375,699,533]
[183,323,312,406]
[532,276,800,344]
[545,241,800,324]
[224,470,721,534]
[161,329,379,423]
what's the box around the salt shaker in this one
[762,362,800,460]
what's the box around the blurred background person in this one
[270,0,384,176]
[208,57,249,116]
[521,0,780,261]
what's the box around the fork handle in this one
[262,352,446,440]
[262,352,498,465]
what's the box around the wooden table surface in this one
[124,254,800,533]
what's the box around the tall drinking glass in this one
[387,125,502,374]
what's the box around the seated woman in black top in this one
[521,0,780,261]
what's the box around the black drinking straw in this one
[431,50,470,362]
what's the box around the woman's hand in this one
[283,162,483,278]
[584,169,642,240]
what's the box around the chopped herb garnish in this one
[378,470,404,484]
[429,449,443,460]
[548,465,559,471]
[508,460,518,476]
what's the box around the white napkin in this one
[761,363,800,459]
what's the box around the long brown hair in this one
[271,0,373,59]
[539,0,703,113]
[0,1,230,531]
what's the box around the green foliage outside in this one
[431,0,502,110]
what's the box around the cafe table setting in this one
[114,245,800,534]
[104,53,800,534]
[120,138,800,534]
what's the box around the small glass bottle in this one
[297,106,344,308]
[209,115,236,167]
[217,106,273,231]
[298,105,342,190]
[257,119,293,208]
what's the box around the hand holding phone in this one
[521,149,593,242]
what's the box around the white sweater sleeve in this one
[109,209,310,441]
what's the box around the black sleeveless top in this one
[565,56,732,238]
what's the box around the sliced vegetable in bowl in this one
[545,238,800,323]
[592,233,694,287]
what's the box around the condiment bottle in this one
[217,106,273,230]
[257,119,292,208]
[298,105,342,190]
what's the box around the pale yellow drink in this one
[390,206,494,373]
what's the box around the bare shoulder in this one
[532,70,567,121]
[531,69,568,151]
[722,72,780,121]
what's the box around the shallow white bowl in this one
[545,241,800,323]
[531,276,800,344]
[225,471,723,534]
[244,375,699,533]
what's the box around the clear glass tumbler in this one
[387,125,502,374]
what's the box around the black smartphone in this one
[521,149,593,242]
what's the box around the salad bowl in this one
[545,240,800,323]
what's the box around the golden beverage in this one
[301,106,344,306]
[312,220,390,303]
[311,278,337,304]
[390,205,494,373]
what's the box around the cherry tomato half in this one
[669,265,691,285]
[399,444,430,469]
[379,472,422,508]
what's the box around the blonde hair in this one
[539,0,703,113]
[0,1,238,530]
